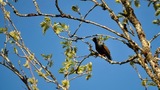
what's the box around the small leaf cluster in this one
[23,53,35,68]
[0,0,6,6]
[40,17,51,35]
[41,54,53,67]
[71,5,79,13]
[28,77,39,90]
[0,27,7,33]
[147,1,160,25]
[9,31,20,41]
[52,22,69,34]
[59,40,92,81]
[153,2,160,16]
[40,17,69,35]
[62,79,70,89]
[134,0,140,8]
[77,62,92,80]
[59,41,77,76]
[141,78,156,87]
[153,19,160,25]
[115,0,140,8]
[61,41,77,59]
[36,68,49,79]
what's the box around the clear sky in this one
[0,0,160,90]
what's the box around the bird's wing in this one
[102,44,112,60]
[102,44,110,54]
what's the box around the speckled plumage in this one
[92,37,112,60]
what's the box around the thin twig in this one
[71,5,97,37]
[32,0,41,14]
[55,0,63,15]
[69,73,87,81]
[0,53,31,90]
[75,54,91,74]
[132,64,148,90]
[149,32,160,43]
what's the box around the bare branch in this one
[0,53,31,90]
[101,54,138,65]
[131,64,148,90]
[55,0,64,15]
[101,0,130,39]
[71,5,97,37]
[149,32,160,43]
[32,0,41,14]
[81,0,99,5]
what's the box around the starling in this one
[92,37,112,60]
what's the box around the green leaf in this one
[40,22,50,35]
[44,17,51,22]
[117,14,123,18]
[28,78,34,84]
[155,3,160,9]
[130,61,135,66]
[14,47,18,54]
[71,5,79,12]
[60,23,69,30]
[28,77,38,85]
[86,74,92,80]
[47,60,53,67]
[153,19,158,24]
[77,66,85,74]
[40,17,51,35]
[28,53,34,60]
[63,58,74,70]
[4,10,10,19]
[53,24,62,34]
[9,31,20,41]
[86,62,92,72]
[69,67,75,74]
[141,79,148,86]
[122,18,129,25]
[147,82,156,86]
[115,0,121,3]
[9,40,15,44]
[62,80,70,88]
[153,3,160,11]
[23,60,30,68]
[60,41,72,48]
[36,70,45,77]
[41,54,52,60]
[134,0,140,8]
[0,27,7,33]
[103,36,109,41]
[155,9,160,16]
[65,48,76,59]
[32,85,39,90]
[152,19,160,25]
[59,68,65,73]
[0,0,6,6]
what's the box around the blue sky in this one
[0,0,160,90]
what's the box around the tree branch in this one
[71,4,97,37]
[55,0,64,15]
[0,53,31,90]
[32,0,41,14]
[6,1,125,40]
[150,32,160,43]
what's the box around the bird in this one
[92,37,112,60]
